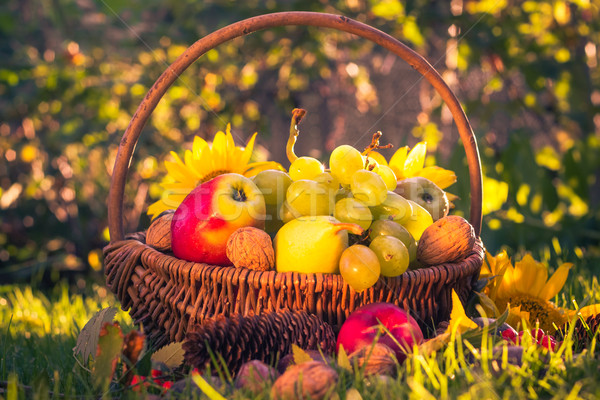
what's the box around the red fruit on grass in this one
[171,173,266,265]
[540,335,558,351]
[501,328,518,344]
[530,328,546,342]
[336,302,423,362]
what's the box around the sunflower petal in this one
[240,132,258,167]
[403,141,427,177]
[539,262,572,301]
[495,260,516,305]
[225,123,235,152]
[577,304,600,320]
[165,159,198,185]
[147,200,169,220]
[513,254,547,297]
[417,166,457,189]
[211,131,228,171]
[388,146,408,178]
[192,136,209,159]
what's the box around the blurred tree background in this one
[1,0,599,285]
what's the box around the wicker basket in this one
[103,12,485,348]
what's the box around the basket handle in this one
[108,11,483,242]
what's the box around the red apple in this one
[336,302,423,362]
[171,173,266,265]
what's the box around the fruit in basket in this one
[416,215,476,266]
[171,173,266,265]
[369,236,410,277]
[251,169,292,206]
[146,209,174,251]
[369,191,412,224]
[395,177,449,221]
[286,180,335,217]
[336,302,423,362]
[334,197,372,230]
[369,220,412,248]
[339,244,381,292]
[274,216,363,274]
[401,200,433,240]
[313,172,340,191]
[373,164,397,191]
[226,227,275,271]
[370,219,418,265]
[279,200,300,224]
[351,170,387,206]
[288,156,325,181]
[329,144,365,185]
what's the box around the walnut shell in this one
[348,343,397,377]
[416,215,476,266]
[271,361,338,400]
[146,209,174,252]
[226,227,275,271]
[235,360,279,394]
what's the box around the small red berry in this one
[540,335,558,351]
[502,328,518,344]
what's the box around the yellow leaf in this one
[446,289,478,335]
[292,343,313,365]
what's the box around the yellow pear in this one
[274,216,363,274]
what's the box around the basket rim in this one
[106,230,485,287]
[107,11,483,244]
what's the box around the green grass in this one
[2,280,600,399]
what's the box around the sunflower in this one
[387,141,457,190]
[482,251,572,333]
[147,124,284,219]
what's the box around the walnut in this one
[235,360,279,394]
[146,209,174,252]
[271,361,338,400]
[226,227,275,271]
[348,343,397,377]
[416,215,476,266]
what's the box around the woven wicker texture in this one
[182,310,336,374]
[103,232,484,346]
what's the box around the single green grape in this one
[286,179,334,217]
[289,156,325,181]
[350,169,387,206]
[252,169,292,205]
[374,164,397,191]
[334,197,372,230]
[279,200,301,224]
[369,219,413,248]
[314,171,340,191]
[369,235,410,277]
[339,244,381,292]
[362,155,379,171]
[330,145,364,185]
[370,191,412,224]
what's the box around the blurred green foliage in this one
[0,0,598,281]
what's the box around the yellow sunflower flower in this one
[483,251,573,333]
[147,124,284,219]
[387,141,457,190]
